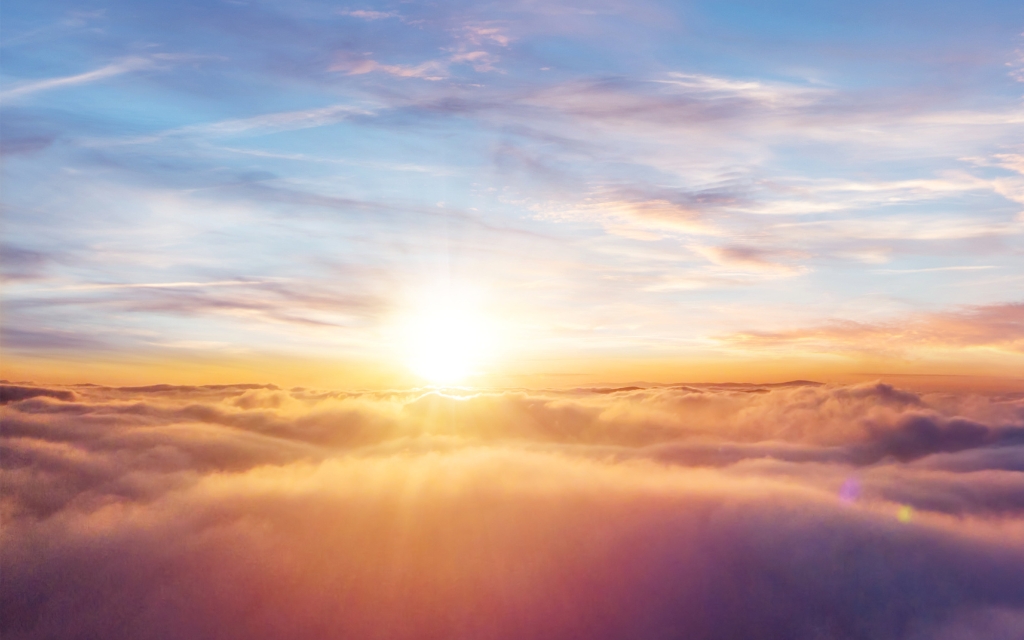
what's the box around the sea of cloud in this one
[2,380,1024,639]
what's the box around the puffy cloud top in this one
[3,381,1024,639]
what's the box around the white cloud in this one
[0,57,153,101]
[340,9,399,20]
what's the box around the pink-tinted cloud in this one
[462,25,511,47]
[721,302,1024,355]
[330,56,449,80]
[693,244,809,274]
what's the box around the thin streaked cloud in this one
[26,279,276,293]
[0,57,153,100]
[873,266,999,274]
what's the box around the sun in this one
[400,303,492,385]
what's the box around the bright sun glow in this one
[400,302,493,385]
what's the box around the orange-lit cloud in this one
[3,381,1024,639]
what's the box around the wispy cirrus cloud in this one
[0,57,153,101]
[81,103,377,147]
[693,244,810,275]
[720,302,1024,355]
[29,279,273,292]
[330,56,449,80]
[462,24,512,47]
[174,104,376,137]
[535,184,736,238]
[4,278,385,339]
[1008,34,1024,82]
[0,53,209,102]
[0,245,50,282]
[339,9,399,21]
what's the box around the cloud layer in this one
[3,381,1024,639]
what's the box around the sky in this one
[1,0,1022,387]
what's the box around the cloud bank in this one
[3,381,1024,639]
